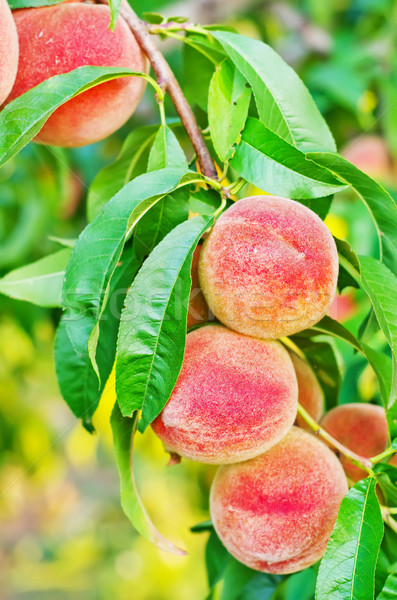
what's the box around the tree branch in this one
[99,0,217,179]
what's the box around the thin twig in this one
[297,404,374,474]
[98,0,217,179]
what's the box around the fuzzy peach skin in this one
[321,403,397,482]
[210,427,348,574]
[290,352,324,430]
[0,0,19,104]
[151,325,298,464]
[187,245,211,328]
[198,196,339,339]
[7,4,147,147]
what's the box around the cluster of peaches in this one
[151,196,395,574]
[2,0,394,576]
[0,0,147,146]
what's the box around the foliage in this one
[1,0,397,598]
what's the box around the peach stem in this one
[297,403,374,475]
[98,0,217,180]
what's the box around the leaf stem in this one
[297,403,374,475]
[98,0,217,179]
[371,446,397,464]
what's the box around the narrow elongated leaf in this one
[55,249,139,427]
[208,60,252,161]
[291,338,341,409]
[301,315,362,351]
[133,129,189,260]
[316,478,384,600]
[133,189,190,261]
[377,573,397,600]
[0,66,145,167]
[230,118,346,200]
[212,31,336,152]
[373,463,397,507]
[307,153,397,275]
[87,126,159,222]
[111,404,186,555]
[116,215,214,431]
[108,0,121,29]
[359,257,397,359]
[359,257,397,436]
[63,168,187,376]
[8,0,62,6]
[205,530,230,589]
[297,316,393,416]
[147,125,188,172]
[0,248,71,307]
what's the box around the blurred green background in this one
[1,0,397,598]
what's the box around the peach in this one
[151,325,298,464]
[0,0,19,104]
[342,136,394,183]
[199,196,338,340]
[7,3,147,147]
[210,427,348,574]
[321,403,396,482]
[187,245,211,328]
[289,352,324,430]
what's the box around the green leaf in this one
[218,559,281,600]
[131,127,189,260]
[359,257,397,436]
[108,0,121,29]
[55,249,139,427]
[8,0,62,7]
[184,43,217,112]
[300,315,362,351]
[377,572,397,600]
[208,60,252,162]
[0,248,71,307]
[212,31,336,152]
[63,167,187,380]
[335,237,361,291]
[297,316,393,419]
[373,464,397,508]
[189,188,221,216]
[116,215,214,431]
[205,530,230,589]
[0,66,146,168]
[291,338,341,409]
[147,125,188,172]
[316,478,384,600]
[133,189,190,261]
[359,257,397,360]
[87,126,159,222]
[307,153,397,275]
[142,12,165,24]
[361,344,393,415]
[56,169,187,423]
[230,118,346,201]
[110,404,186,555]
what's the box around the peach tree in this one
[1,0,397,598]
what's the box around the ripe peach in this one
[289,352,324,430]
[210,427,348,574]
[0,0,19,104]
[187,245,211,328]
[7,3,147,147]
[199,196,338,340]
[321,403,396,482]
[152,325,298,464]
